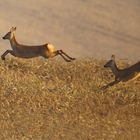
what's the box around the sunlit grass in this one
[0,58,139,140]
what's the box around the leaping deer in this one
[103,55,140,89]
[1,27,75,62]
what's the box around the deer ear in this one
[14,27,17,30]
[111,55,115,60]
[10,27,13,32]
[10,27,16,32]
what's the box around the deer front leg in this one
[1,50,15,60]
[102,80,120,90]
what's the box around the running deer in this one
[103,55,140,89]
[1,27,75,62]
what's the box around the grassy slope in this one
[0,58,140,140]
[0,0,140,60]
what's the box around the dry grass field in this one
[0,58,140,140]
[0,0,140,60]
[0,0,140,139]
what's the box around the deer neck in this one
[110,62,120,78]
[10,34,19,50]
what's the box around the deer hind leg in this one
[49,50,71,62]
[59,50,75,60]
[58,53,72,62]
[1,50,16,60]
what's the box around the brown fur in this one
[103,55,140,89]
[2,27,75,62]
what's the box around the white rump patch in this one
[47,44,55,52]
